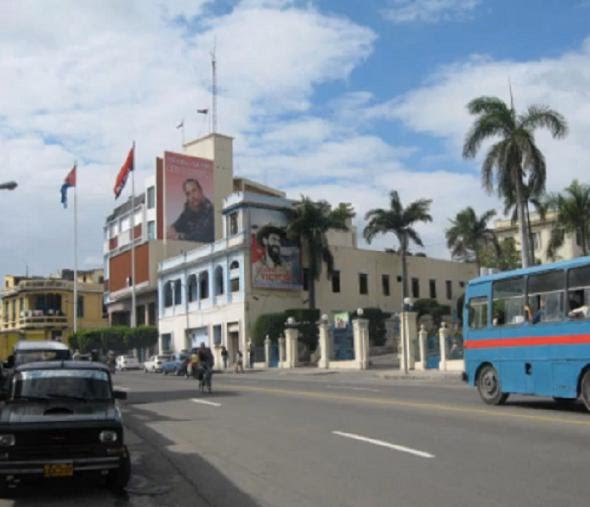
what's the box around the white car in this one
[116,355,141,371]
[143,354,170,373]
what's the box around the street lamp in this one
[0,181,17,191]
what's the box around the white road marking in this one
[325,385,381,393]
[116,386,130,391]
[332,431,435,459]
[191,398,222,407]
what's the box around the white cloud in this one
[382,0,480,24]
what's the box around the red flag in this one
[113,145,134,199]
[60,164,76,208]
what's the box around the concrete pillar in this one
[246,338,253,369]
[439,322,449,372]
[415,324,427,371]
[318,315,331,369]
[399,311,417,372]
[352,309,370,370]
[284,317,298,368]
[278,336,286,368]
[264,335,271,368]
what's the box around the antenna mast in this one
[211,44,217,134]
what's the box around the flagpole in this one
[130,142,137,328]
[73,162,78,335]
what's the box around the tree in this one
[286,197,355,311]
[445,206,498,273]
[363,190,432,303]
[479,237,521,271]
[463,96,567,267]
[545,180,590,259]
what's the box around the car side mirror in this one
[113,390,127,400]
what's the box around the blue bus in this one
[463,256,590,411]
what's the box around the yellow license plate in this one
[44,463,74,477]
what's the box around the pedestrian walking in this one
[234,350,244,374]
[221,346,228,369]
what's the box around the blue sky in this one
[1,0,590,277]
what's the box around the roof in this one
[15,361,110,373]
[14,340,70,352]
[469,255,590,286]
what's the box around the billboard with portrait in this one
[250,208,302,290]
[164,151,214,243]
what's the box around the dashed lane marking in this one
[190,398,221,407]
[332,431,435,458]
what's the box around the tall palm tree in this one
[545,180,590,259]
[363,190,432,303]
[445,207,498,273]
[463,96,567,267]
[286,197,355,311]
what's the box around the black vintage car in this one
[0,361,130,492]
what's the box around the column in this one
[399,311,418,372]
[284,317,298,368]
[318,315,331,369]
[438,322,449,372]
[278,336,286,368]
[352,309,370,370]
[415,324,427,371]
[264,335,271,368]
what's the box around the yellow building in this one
[0,269,107,359]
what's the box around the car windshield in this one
[15,349,70,366]
[13,369,112,401]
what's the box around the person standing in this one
[221,346,228,369]
[234,350,244,374]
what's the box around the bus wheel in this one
[477,365,508,405]
[580,370,590,412]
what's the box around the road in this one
[3,369,590,506]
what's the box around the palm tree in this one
[363,190,432,303]
[286,197,355,311]
[445,207,498,273]
[545,180,590,259]
[463,96,567,267]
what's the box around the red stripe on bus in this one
[464,334,590,349]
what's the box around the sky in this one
[2,0,590,279]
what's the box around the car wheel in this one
[580,369,590,412]
[477,364,509,405]
[106,452,131,491]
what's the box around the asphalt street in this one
[3,369,590,506]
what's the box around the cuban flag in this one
[60,165,76,208]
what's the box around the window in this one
[161,333,172,353]
[164,282,173,308]
[174,279,182,306]
[230,261,240,292]
[147,186,155,209]
[527,270,564,322]
[332,271,341,293]
[187,274,198,302]
[199,272,209,299]
[567,265,590,318]
[468,297,488,329]
[411,278,420,299]
[396,275,402,283]
[459,281,465,288]
[77,295,84,318]
[531,232,541,251]
[382,275,390,296]
[492,276,525,326]
[446,280,453,300]
[303,269,310,291]
[429,279,437,299]
[359,273,368,295]
[147,221,156,240]
[215,266,224,295]
[228,212,238,236]
[213,325,222,346]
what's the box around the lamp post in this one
[0,181,17,191]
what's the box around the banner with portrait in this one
[250,208,302,290]
[164,151,215,243]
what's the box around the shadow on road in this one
[505,398,588,414]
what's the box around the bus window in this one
[493,277,525,325]
[527,270,565,323]
[468,297,488,329]
[567,265,590,319]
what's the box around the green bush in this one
[251,313,286,346]
[285,308,320,351]
[413,299,450,327]
[350,307,391,346]
[252,309,320,351]
[70,326,158,354]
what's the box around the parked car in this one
[161,355,189,376]
[0,360,130,492]
[143,355,170,373]
[116,355,141,371]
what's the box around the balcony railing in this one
[19,310,67,328]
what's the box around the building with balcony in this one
[158,191,478,364]
[0,269,107,358]
[103,132,285,327]
[493,211,584,265]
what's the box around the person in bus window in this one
[568,303,590,319]
[525,300,545,324]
